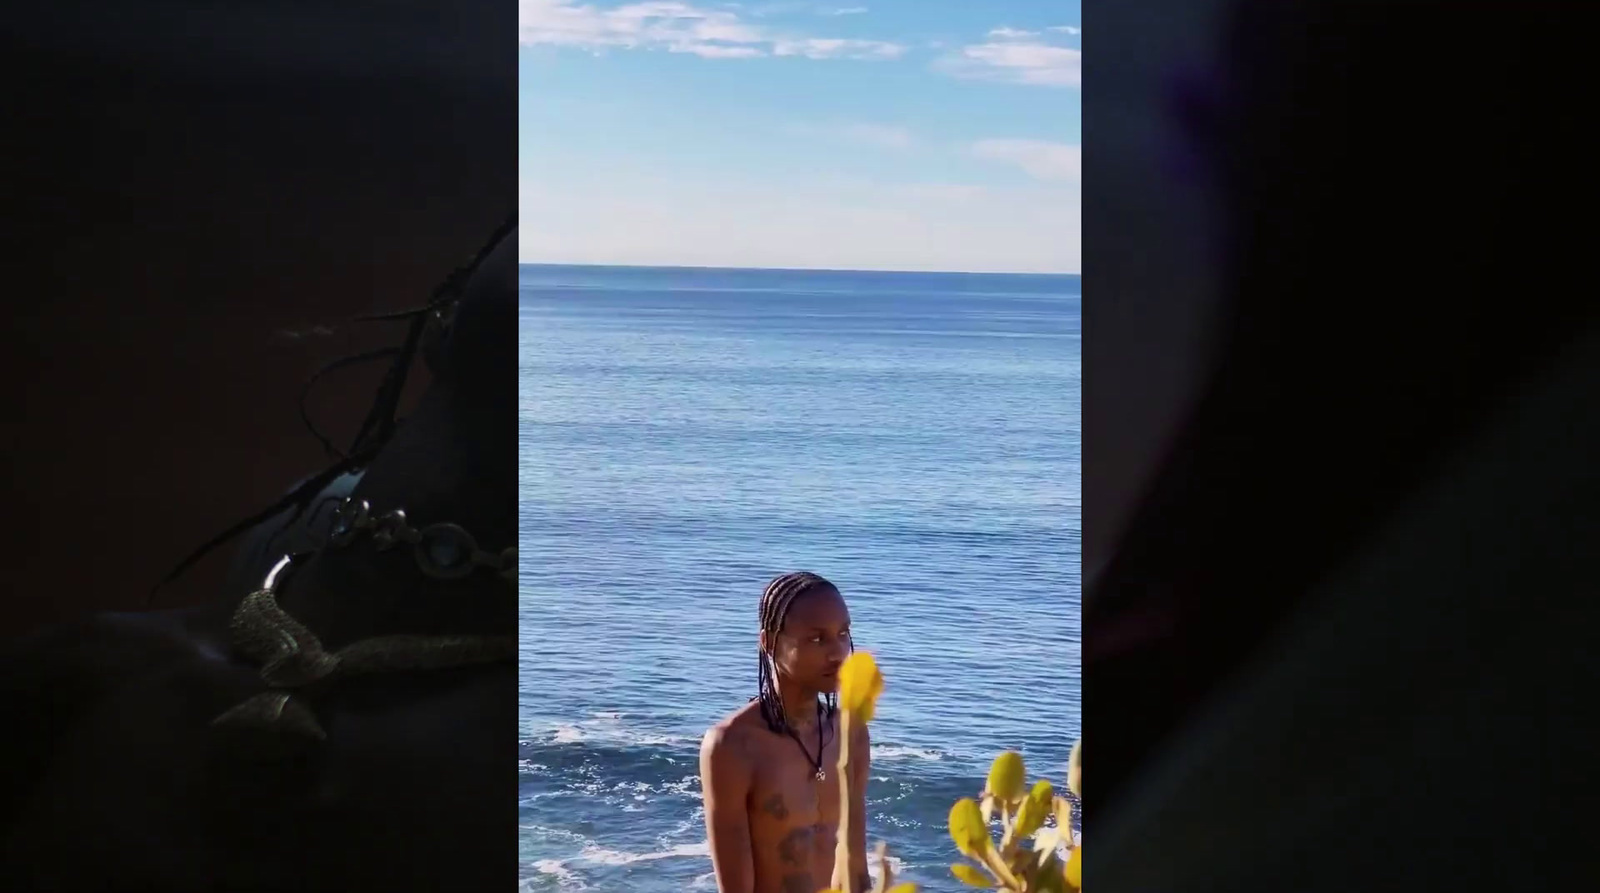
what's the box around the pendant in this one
[815,768,827,782]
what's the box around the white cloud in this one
[746,1,808,15]
[773,37,904,59]
[1049,25,1081,35]
[750,2,865,16]
[942,26,1081,87]
[520,172,1079,273]
[972,139,1082,183]
[519,0,903,60]
[682,43,765,57]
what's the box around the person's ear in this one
[758,630,770,654]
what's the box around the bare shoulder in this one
[702,701,766,765]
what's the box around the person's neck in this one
[776,678,824,731]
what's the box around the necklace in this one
[785,702,830,782]
[326,498,516,586]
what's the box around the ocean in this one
[517,265,1080,892]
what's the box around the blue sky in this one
[519,0,1081,273]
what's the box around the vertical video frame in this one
[518,2,1083,891]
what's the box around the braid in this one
[754,571,851,734]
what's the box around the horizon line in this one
[518,260,1081,277]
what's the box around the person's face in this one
[763,587,853,694]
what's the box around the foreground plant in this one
[948,749,1080,891]
[821,651,917,893]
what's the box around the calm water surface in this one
[518,265,1080,892]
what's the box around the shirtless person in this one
[700,572,872,893]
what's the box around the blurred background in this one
[0,0,516,635]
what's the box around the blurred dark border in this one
[1085,1,1599,889]
[0,0,515,636]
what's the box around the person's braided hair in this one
[754,571,851,735]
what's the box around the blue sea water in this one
[518,265,1081,892]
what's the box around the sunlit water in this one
[518,265,1080,892]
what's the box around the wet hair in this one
[754,571,850,735]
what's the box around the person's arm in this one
[850,721,871,893]
[700,725,756,893]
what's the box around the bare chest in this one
[746,731,844,893]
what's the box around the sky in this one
[519,0,1081,273]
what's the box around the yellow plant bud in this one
[838,651,884,722]
[950,863,990,888]
[948,798,990,857]
[1014,779,1054,839]
[986,751,1026,802]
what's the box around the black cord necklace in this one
[786,701,830,782]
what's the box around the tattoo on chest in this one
[761,793,788,821]
[776,826,809,866]
[775,823,830,867]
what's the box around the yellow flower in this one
[948,798,990,858]
[949,863,990,887]
[1064,844,1081,889]
[838,651,885,722]
[1014,780,1054,839]
[986,750,1027,802]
